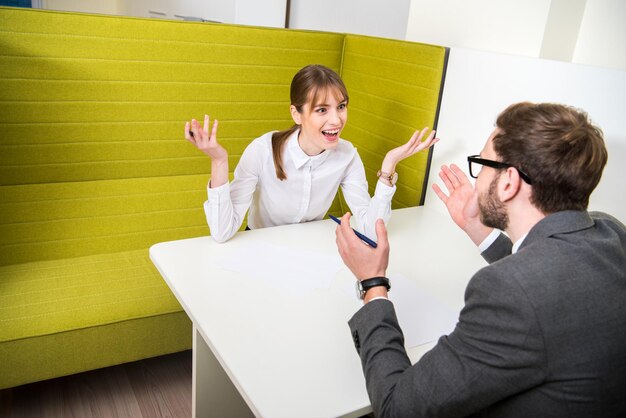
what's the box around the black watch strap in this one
[357,276,391,299]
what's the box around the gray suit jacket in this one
[349,211,626,417]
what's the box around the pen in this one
[328,214,378,248]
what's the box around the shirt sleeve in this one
[340,150,395,241]
[204,139,264,243]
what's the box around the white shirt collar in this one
[287,129,331,169]
[512,233,528,254]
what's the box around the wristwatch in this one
[377,170,398,186]
[356,276,391,300]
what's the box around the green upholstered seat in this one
[0,249,191,387]
[0,6,447,389]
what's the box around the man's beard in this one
[478,175,509,231]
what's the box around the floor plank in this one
[126,350,192,418]
[0,350,192,418]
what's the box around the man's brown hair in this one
[493,102,607,213]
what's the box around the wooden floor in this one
[0,350,192,418]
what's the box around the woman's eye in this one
[316,107,327,113]
[338,103,346,110]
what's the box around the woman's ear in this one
[290,105,301,125]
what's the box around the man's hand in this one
[432,164,492,245]
[335,213,389,280]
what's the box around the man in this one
[335,102,626,417]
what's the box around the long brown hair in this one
[271,64,349,180]
[493,102,607,212]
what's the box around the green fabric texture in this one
[340,34,446,210]
[0,311,191,389]
[0,250,184,341]
[0,248,193,389]
[0,6,447,389]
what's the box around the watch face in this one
[391,172,398,185]
[356,278,391,299]
[356,280,365,300]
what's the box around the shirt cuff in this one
[207,180,230,201]
[374,179,396,199]
[478,229,501,253]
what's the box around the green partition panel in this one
[0,7,344,265]
[0,7,447,266]
[340,34,448,210]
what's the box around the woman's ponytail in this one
[271,125,299,181]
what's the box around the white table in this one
[149,207,487,417]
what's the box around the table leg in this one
[192,326,255,418]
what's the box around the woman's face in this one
[290,87,348,156]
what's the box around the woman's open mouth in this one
[322,128,340,141]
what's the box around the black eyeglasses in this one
[467,155,532,184]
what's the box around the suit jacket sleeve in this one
[348,267,547,417]
[481,232,512,264]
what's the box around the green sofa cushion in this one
[0,250,183,341]
[0,248,192,388]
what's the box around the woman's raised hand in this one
[185,115,229,188]
[381,127,439,173]
[185,115,227,162]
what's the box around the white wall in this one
[539,0,587,62]
[406,0,626,71]
[38,0,286,27]
[288,0,411,40]
[573,0,626,70]
[39,0,122,15]
[426,47,626,222]
[406,0,551,57]
[163,0,287,26]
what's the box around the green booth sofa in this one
[0,6,447,389]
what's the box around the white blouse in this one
[204,130,395,243]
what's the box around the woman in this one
[185,64,438,243]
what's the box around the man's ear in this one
[290,105,301,125]
[498,167,523,202]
